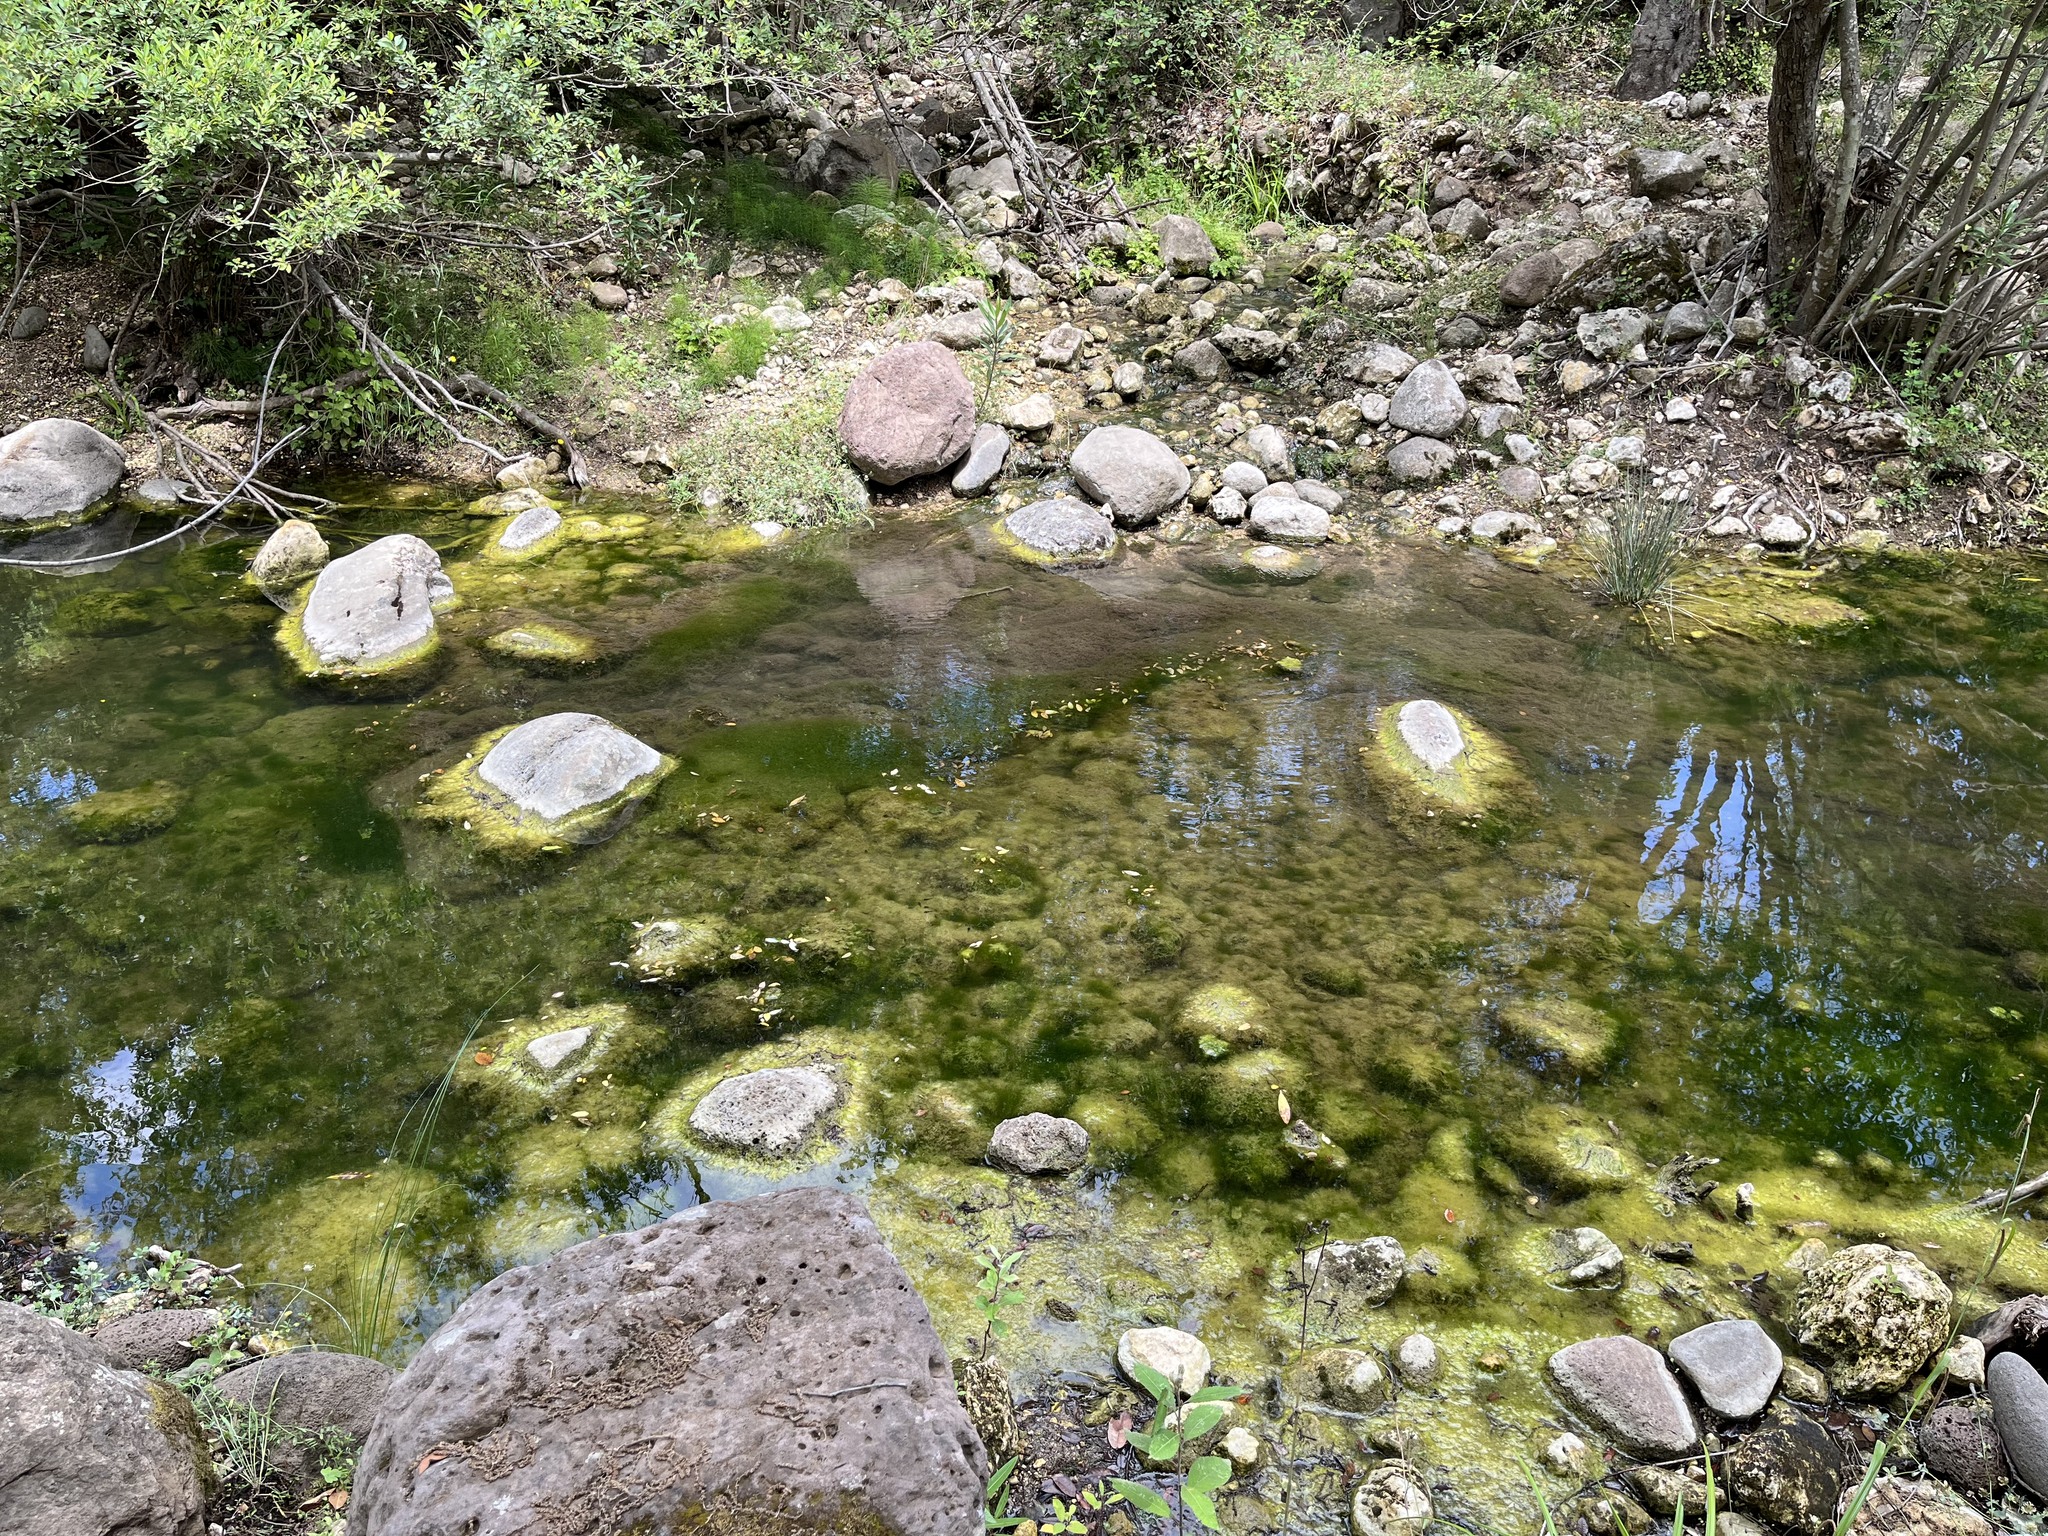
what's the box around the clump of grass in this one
[665,293,779,392]
[1592,482,1688,607]
[684,161,961,289]
[672,378,871,529]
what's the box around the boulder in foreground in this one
[345,1187,985,1536]
[0,418,126,530]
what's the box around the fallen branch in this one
[154,369,374,423]
[1966,1168,2048,1210]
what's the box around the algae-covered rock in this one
[58,782,184,843]
[483,500,566,563]
[1353,1462,1433,1536]
[629,915,734,984]
[1673,567,1870,641]
[1066,1090,1161,1167]
[1365,698,1520,816]
[1496,1104,1639,1196]
[420,712,674,853]
[1176,983,1269,1055]
[1301,1236,1406,1310]
[990,498,1119,568]
[249,519,329,597]
[1299,1346,1391,1411]
[1526,1225,1625,1288]
[53,587,159,637]
[1793,1244,1952,1395]
[280,533,454,682]
[898,1082,991,1158]
[1201,1050,1308,1128]
[1499,998,1619,1072]
[648,1032,873,1168]
[459,1003,656,1117]
[482,622,599,671]
[463,486,552,519]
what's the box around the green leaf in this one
[1179,1403,1228,1442]
[1110,1480,1172,1518]
[1128,1359,1174,1400]
[1188,1456,1232,1493]
[1124,1430,1157,1455]
[1186,1385,1241,1404]
[986,1456,1018,1501]
[1184,1485,1222,1530]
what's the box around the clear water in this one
[5,492,2048,1518]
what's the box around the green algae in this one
[646,1029,877,1169]
[58,782,185,843]
[482,621,600,670]
[1363,697,1524,818]
[987,513,1120,569]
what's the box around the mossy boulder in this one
[53,588,159,637]
[278,533,455,685]
[1175,983,1270,1056]
[1066,1090,1160,1166]
[1364,698,1522,816]
[1200,1050,1308,1128]
[419,712,675,854]
[1495,1103,1640,1197]
[482,500,567,563]
[896,1082,991,1159]
[58,782,184,843]
[482,622,599,671]
[629,915,735,984]
[463,486,554,520]
[989,498,1120,568]
[1498,997,1619,1072]
[1793,1244,1953,1396]
[647,1031,875,1169]
[459,1003,658,1119]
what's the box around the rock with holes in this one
[344,1187,985,1536]
[0,1301,211,1536]
[838,342,976,486]
[1794,1244,1952,1396]
[0,418,126,529]
[1844,1478,1992,1536]
[286,533,454,679]
[688,1065,843,1157]
[987,1113,1089,1175]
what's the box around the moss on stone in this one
[458,1003,658,1120]
[276,586,447,686]
[630,915,736,984]
[417,722,676,854]
[988,516,1119,569]
[1364,698,1523,818]
[1498,997,1619,1072]
[1175,983,1270,1054]
[58,782,185,843]
[645,1029,876,1170]
[1673,566,1871,641]
[481,511,568,565]
[1066,1090,1160,1166]
[1201,1050,1308,1129]
[482,622,600,671]
[1494,1103,1640,1197]
[53,588,159,637]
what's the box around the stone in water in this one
[477,713,663,822]
[526,1026,591,1074]
[1398,700,1466,772]
[498,504,560,551]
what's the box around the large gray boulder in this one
[1155,215,1219,275]
[1248,496,1331,544]
[838,342,976,486]
[795,119,939,199]
[1388,359,1468,438]
[291,533,452,675]
[1548,1335,1699,1456]
[950,423,1010,496]
[1387,436,1456,485]
[1793,1244,1952,1396]
[1070,425,1191,528]
[0,1301,210,1536]
[345,1188,985,1536]
[93,1308,223,1373]
[1628,147,1707,199]
[477,712,667,828]
[0,418,126,529]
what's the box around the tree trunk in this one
[1766,0,1841,295]
[1618,0,1705,99]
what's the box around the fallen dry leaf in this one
[474,1050,495,1066]
[1277,1090,1292,1124]
[1107,1410,1132,1450]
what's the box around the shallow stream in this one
[5,489,2048,1522]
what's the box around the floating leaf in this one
[474,1051,495,1066]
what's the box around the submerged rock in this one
[462,1004,652,1115]
[839,341,976,485]
[631,916,732,985]
[1548,1334,1699,1456]
[1793,1244,1951,1396]
[482,622,598,671]
[986,1113,1089,1175]
[0,418,126,529]
[1176,983,1269,1054]
[1069,425,1191,528]
[485,500,565,562]
[422,712,674,852]
[0,1301,211,1536]
[58,782,184,843]
[1307,1236,1407,1308]
[1119,1327,1211,1394]
[991,497,1118,567]
[1367,698,1519,817]
[1668,1319,1782,1418]
[688,1065,842,1157]
[282,533,454,681]
[1726,1402,1843,1536]
[1498,997,1618,1070]
[249,519,330,597]
[344,1187,985,1536]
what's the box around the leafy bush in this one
[1023,0,1256,144]
[682,162,961,290]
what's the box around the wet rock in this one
[1668,1319,1782,1417]
[1388,359,1468,438]
[492,501,563,558]
[1238,543,1322,582]
[1388,436,1456,485]
[1843,1478,1992,1536]
[1794,1244,1952,1396]
[1472,509,1540,543]
[1545,1431,1600,1479]
[1352,1462,1431,1536]
[477,712,669,828]
[1222,1425,1260,1470]
[289,533,452,677]
[1156,215,1219,275]
[1464,353,1524,404]
[1070,425,1191,528]
[1727,1402,1843,1536]
[688,1065,841,1156]
[346,1187,983,1536]
[1628,147,1707,199]
[1991,1351,2048,1497]
[1779,1357,1830,1402]
[132,477,186,508]
[0,417,126,528]
[1500,249,1562,308]
[1344,278,1416,312]
[1548,1335,1700,1456]
[1118,1327,1210,1394]
[1918,1398,2001,1500]
[1036,325,1087,369]
[1346,341,1419,387]
[1174,338,1227,380]
[1249,496,1331,544]
[993,497,1118,566]
[1306,1347,1392,1411]
[59,783,184,844]
[1663,302,1716,343]
[1579,308,1651,360]
[0,1302,210,1536]
[1178,984,1268,1051]
[950,423,1010,496]
[485,624,598,670]
[631,917,730,985]
[1498,466,1546,506]
[1310,1237,1407,1306]
[986,1113,1088,1175]
[1394,1333,1439,1388]
[93,1308,223,1373]
[838,341,976,486]
[1544,1227,1624,1287]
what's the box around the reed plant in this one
[1591,481,1688,609]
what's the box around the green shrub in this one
[672,379,870,528]
[681,161,960,289]
[1023,0,1255,145]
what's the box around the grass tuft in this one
[672,378,871,529]
[1592,481,1688,608]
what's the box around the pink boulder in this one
[838,341,976,486]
